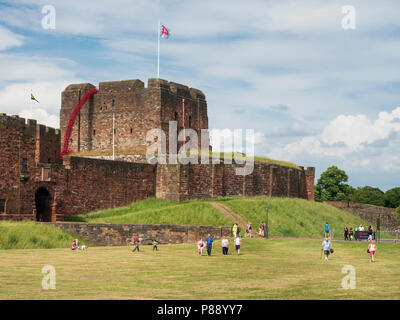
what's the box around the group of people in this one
[71,239,88,251]
[232,221,266,239]
[344,224,374,241]
[323,222,377,263]
[197,233,241,256]
[322,237,377,263]
[131,234,159,252]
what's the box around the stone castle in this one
[0,78,315,222]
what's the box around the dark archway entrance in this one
[35,187,52,222]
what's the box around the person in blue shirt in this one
[324,222,330,238]
[321,238,333,261]
[206,234,214,256]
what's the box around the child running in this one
[368,240,377,262]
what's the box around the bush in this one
[384,187,400,208]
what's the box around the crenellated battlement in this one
[0,113,61,164]
[0,113,60,137]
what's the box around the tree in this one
[396,206,400,221]
[315,166,354,201]
[351,186,385,207]
[383,187,400,208]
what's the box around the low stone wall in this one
[45,222,232,246]
[324,201,400,232]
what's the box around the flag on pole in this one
[31,93,40,103]
[160,24,170,39]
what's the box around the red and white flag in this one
[160,24,170,39]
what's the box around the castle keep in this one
[0,78,315,222]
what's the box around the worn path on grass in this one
[209,202,247,229]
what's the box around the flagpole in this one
[30,89,33,116]
[157,19,160,78]
[112,112,115,160]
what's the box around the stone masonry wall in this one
[47,222,232,246]
[54,156,156,218]
[324,201,400,232]
[155,161,314,202]
[60,78,209,156]
[0,114,60,221]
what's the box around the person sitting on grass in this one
[71,239,79,250]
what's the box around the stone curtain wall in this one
[156,162,315,202]
[55,156,156,218]
[324,201,400,232]
[47,222,232,246]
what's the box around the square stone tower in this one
[60,78,209,156]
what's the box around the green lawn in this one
[0,221,92,250]
[66,198,232,226]
[214,196,372,238]
[0,238,398,300]
[66,197,372,239]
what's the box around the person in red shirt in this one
[71,239,78,250]
[132,234,140,252]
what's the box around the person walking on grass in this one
[324,222,330,238]
[153,239,158,251]
[321,237,332,261]
[232,223,238,238]
[367,225,373,242]
[132,234,140,252]
[206,233,213,256]
[197,238,205,256]
[368,239,377,262]
[344,226,349,241]
[221,236,229,255]
[349,227,354,240]
[354,226,359,241]
[235,234,241,255]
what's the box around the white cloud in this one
[0,25,23,51]
[19,107,59,128]
[321,107,400,149]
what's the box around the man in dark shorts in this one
[321,238,332,261]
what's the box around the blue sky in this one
[0,0,399,191]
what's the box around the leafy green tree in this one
[315,166,354,201]
[383,187,400,208]
[396,206,400,221]
[351,186,385,207]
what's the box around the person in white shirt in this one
[197,238,205,256]
[235,234,241,255]
[221,236,229,255]
[321,238,332,261]
[368,240,377,262]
